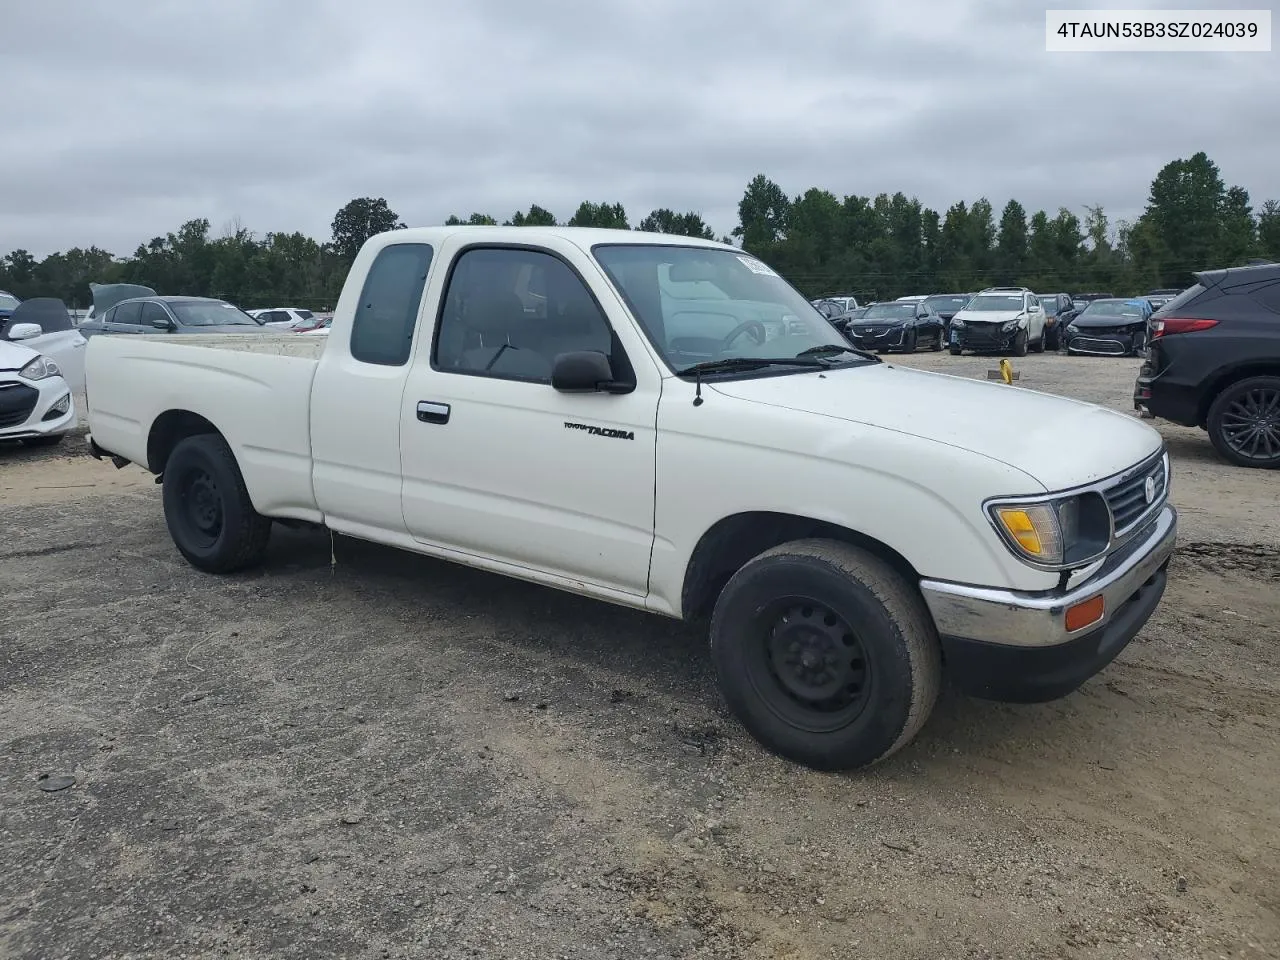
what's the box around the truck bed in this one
[86,332,325,522]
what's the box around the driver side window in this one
[433,247,618,383]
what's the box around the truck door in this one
[398,241,660,597]
[310,241,435,538]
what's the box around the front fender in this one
[649,392,1057,617]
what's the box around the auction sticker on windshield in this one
[737,255,778,277]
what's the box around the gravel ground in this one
[1,353,1277,960]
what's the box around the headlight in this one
[1001,317,1027,332]
[19,356,60,380]
[989,492,1111,568]
[951,318,965,327]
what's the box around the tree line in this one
[2,152,1275,310]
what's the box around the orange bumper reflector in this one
[1065,595,1105,632]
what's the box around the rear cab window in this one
[350,243,434,366]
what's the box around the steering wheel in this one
[722,320,768,349]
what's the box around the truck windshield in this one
[592,244,862,373]
[172,301,261,326]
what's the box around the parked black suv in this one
[1134,262,1280,467]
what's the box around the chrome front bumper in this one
[919,504,1177,648]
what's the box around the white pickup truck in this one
[85,226,1177,770]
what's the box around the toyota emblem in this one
[1143,475,1156,504]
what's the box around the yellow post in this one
[1000,358,1013,384]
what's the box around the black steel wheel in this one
[753,600,872,733]
[162,433,273,571]
[710,539,942,770]
[1207,376,1280,468]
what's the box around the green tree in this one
[636,209,716,239]
[995,200,1028,285]
[1142,152,1226,284]
[733,174,789,253]
[444,213,498,225]
[566,202,629,229]
[1217,186,1256,265]
[505,204,557,226]
[1258,200,1280,261]
[330,197,405,262]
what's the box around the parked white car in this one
[2,298,88,391]
[249,307,318,329]
[0,339,76,446]
[948,287,1047,356]
[85,226,1176,771]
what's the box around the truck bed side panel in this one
[86,334,322,520]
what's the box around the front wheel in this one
[949,344,963,356]
[1045,326,1060,351]
[1206,376,1280,469]
[899,330,918,353]
[1130,331,1147,357]
[162,433,272,572]
[930,329,944,351]
[1030,330,1045,353]
[1012,330,1029,357]
[709,539,942,770]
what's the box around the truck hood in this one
[0,339,39,371]
[707,363,1161,492]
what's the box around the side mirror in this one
[7,322,42,341]
[551,350,634,395]
[151,315,176,330]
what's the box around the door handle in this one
[416,401,451,425]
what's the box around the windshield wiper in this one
[796,343,880,362]
[675,356,826,377]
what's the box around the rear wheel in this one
[949,344,962,355]
[1206,376,1280,469]
[709,539,942,770]
[162,434,272,572]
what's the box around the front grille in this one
[1070,336,1127,355]
[0,382,39,428]
[1103,453,1167,534]
[959,323,1012,348]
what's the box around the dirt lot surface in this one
[2,355,1277,960]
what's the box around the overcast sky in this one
[3,0,1276,258]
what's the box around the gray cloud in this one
[2,0,1276,257]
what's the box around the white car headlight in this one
[19,355,60,380]
[951,318,965,327]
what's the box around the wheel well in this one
[147,410,220,473]
[680,512,920,621]
[1197,363,1280,427]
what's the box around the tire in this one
[1205,376,1280,469]
[949,344,962,356]
[21,434,64,448]
[1030,330,1045,353]
[1045,326,1060,352]
[1130,331,1147,357]
[162,433,272,572]
[930,329,943,351]
[899,330,917,353]
[709,539,942,771]
[1012,330,1028,357]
